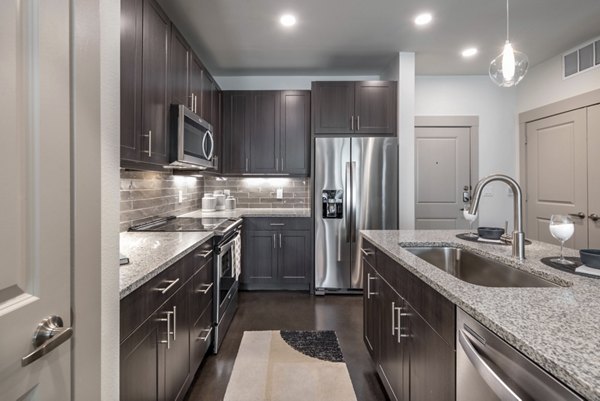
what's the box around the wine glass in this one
[463,205,478,238]
[549,215,575,265]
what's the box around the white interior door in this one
[588,104,600,248]
[0,1,72,399]
[415,127,471,229]
[526,109,588,249]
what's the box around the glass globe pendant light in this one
[489,0,529,87]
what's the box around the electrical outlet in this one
[276,188,283,199]
[178,190,183,203]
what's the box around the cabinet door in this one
[354,81,397,135]
[120,311,163,401]
[278,230,310,283]
[200,71,213,123]
[242,230,278,284]
[280,91,310,176]
[189,55,203,115]
[250,91,280,174]
[169,25,190,108]
[363,262,379,359]
[120,0,142,161]
[312,82,355,134]
[588,104,600,248]
[222,91,251,174]
[409,303,455,401]
[140,0,170,165]
[163,285,191,401]
[378,281,408,401]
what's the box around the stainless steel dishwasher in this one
[456,308,583,401]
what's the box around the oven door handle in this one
[217,231,240,255]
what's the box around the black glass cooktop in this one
[129,216,228,232]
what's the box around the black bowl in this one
[579,249,600,268]
[477,227,505,240]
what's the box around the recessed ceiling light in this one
[280,14,296,27]
[414,13,433,26]
[462,47,478,58]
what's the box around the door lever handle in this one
[22,316,73,367]
[568,212,586,219]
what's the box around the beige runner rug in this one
[223,330,358,401]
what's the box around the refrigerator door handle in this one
[345,161,351,243]
[351,161,357,242]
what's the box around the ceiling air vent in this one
[563,36,600,79]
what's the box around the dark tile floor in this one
[184,291,388,401]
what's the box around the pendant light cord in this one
[506,0,510,41]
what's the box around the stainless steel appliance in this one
[129,216,242,353]
[457,308,583,401]
[314,137,398,293]
[169,104,215,170]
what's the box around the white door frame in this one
[71,0,120,400]
[415,115,479,194]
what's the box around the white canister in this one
[225,196,236,210]
[213,191,226,211]
[202,194,217,212]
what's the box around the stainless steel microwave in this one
[169,104,215,169]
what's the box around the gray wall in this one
[120,171,205,231]
[203,177,310,209]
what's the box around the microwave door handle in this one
[202,130,215,161]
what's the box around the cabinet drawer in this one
[377,250,455,347]
[361,239,377,269]
[186,239,213,274]
[244,217,311,231]
[190,261,213,323]
[190,301,213,371]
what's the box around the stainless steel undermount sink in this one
[403,246,560,288]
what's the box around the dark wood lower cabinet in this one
[120,241,214,401]
[362,239,455,401]
[241,218,312,290]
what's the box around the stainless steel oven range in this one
[129,216,242,353]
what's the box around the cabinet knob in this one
[589,213,599,222]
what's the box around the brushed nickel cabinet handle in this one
[351,116,354,131]
[197,327,213,342]
[391,302,396,335]
[279,233,282,249]
[196,282,213,294]
[273,234,276,249]
[157,278,180,294]
[357,115,360,131]
[196,250,213,258]
[269,223,285,226]
[361,248,375,256]
[172,306,177,341]
[246,158,249,172]
[158,311,173,349]
[21,316,73,367]
[143,130,152,157]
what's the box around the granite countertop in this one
[119,231,213,299]
[361,229,600,400]
[181,207,311,218]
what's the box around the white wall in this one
[415,76,518,229]
[382,53,417,229]
[214,75,380,90]
[517,53,600,113]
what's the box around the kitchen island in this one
[361,229,600,401]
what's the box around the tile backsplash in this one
[120,170,204,232]
[203,177,311,209]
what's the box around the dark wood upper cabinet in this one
[140,0,170,165]
[280,91,311,176]
[222,90,310,176]
[169,26,190,108]
[222,91,251,174]
[312,81,397,136]
[312,81,355,134]
[250,91,280,174]
[354,81,397,135]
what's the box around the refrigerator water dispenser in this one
[322,190,343,218]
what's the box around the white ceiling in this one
[158,0,600,76]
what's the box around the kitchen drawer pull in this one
[197,250,213,258]
[391,302,396,335]
[196,282,213,294]
[197,327,213,342]
[157,278,180,294]
[269,223,285,226]
[361,248,375,256]
[367,274,378,299]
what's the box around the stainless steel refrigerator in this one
[314,137,399,293]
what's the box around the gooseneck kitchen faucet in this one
[469,174,526,260]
